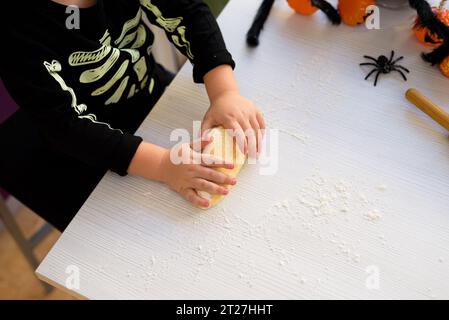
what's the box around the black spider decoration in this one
[360,51,410,86]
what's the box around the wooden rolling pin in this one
[405,88,449,132]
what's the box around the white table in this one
[37,0,449,299]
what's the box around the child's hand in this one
[201,90,265,158]
[159,138,237,208]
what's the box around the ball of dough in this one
[197,126,246,209]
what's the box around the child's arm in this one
[128,139,236,208]
[0,59,142,178]
[127,65,258,208]
[140,0,235,83]
[2,56,236,208]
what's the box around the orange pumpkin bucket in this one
[338,0,375,26]
[413,0,449,47]
[287,0,319,15]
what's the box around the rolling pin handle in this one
[405,88,449,132]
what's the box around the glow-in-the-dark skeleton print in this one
[43,1,194,129]
[1,0,234,176]
[44,60,87,115]
[63,7,153,105]
[140,0,194,59]
[44,60,123,132]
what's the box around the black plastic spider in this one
[360,51,410,86]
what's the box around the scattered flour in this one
[279,128,309,143]
[260,171,389,273]
[132,171,390,291]
[365,209,383,222]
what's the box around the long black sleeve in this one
[0,6,144,176]
[140,0,235,83]
[0,0,235,176]
[0,53,142,176]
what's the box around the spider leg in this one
[359,62,378,67]
[391,56,404,65]
[392,68,408,81]
[393,65,410,73]
[363,55,379,63]
[373,71,381,86]
[364,68,378,80]
[388,50,395,63]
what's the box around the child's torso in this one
[27,0,158,110]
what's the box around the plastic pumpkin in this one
[287,0,342,24]
[338,0,375,26]
[287,0,319,15]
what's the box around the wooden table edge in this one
[35,271,88,300]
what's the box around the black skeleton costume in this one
[0,0,234,230]
[0,0,235,176]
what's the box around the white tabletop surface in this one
[37,0,449,299]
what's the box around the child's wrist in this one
[128,142,168,182]
[209,88,240,104]
[204,64,239,102]
[156,148,171,184]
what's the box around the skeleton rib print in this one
[75,8,149,105]
[43,60,123,133]
[44,0,193,115]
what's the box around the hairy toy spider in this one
[360,50,410,86]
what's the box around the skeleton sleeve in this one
[0,58,142,176]
[139,0,235,83]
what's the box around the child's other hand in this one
[159,138,236,208]
[201,91,265,158]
